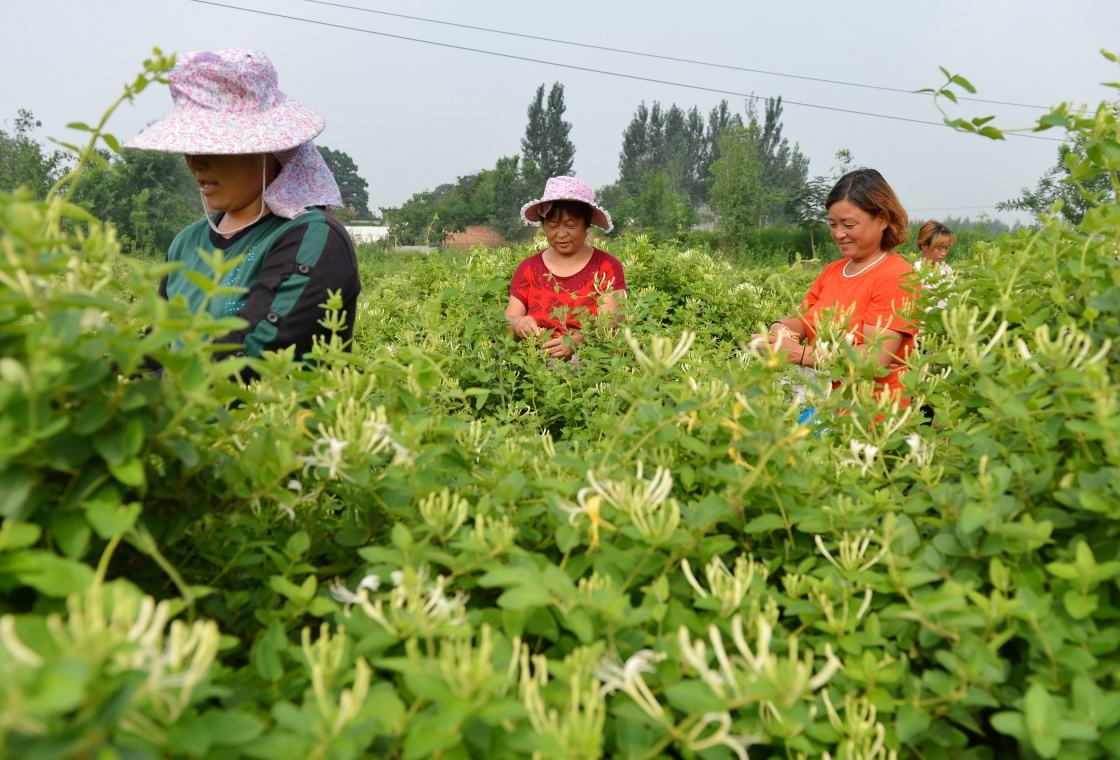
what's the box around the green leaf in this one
[1045,561,1079,581]
[665,681,725,713]
[991,710,1027,741]
[497,584,551,611]
[0,470,38,520]
[897,703,932,742]
[86,500,141,540]
[101,133,122,153]
[14,551,94,596]
[0,521,41,551]
[200,710,264,746]
[743,513,785,533]
[1024,683,1060,757]
[252,620,287,682]
[108,457,145,487]
[285,531,310,558]
[950,73,977,93]
[391,522,413,550]
[1062,590,1098,619]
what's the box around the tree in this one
[617,170,695,242]
[617,99,743,212]
[748,97,810,225]
[998,131,1117,225]
[72,148,198,254]
[709,127,766,247]
[0,109,66,197]
[521,83,575,188]
[790,149,854,254]
[319,145,371,220]
[382,156,535,246]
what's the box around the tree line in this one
[383,84,847,253]
[3,96,1073,257]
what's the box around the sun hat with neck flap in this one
[125,48,341,219]
[520,175,614,233]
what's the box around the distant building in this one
[345,225,389,244]
[444,225,504,250]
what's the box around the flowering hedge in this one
[0,53,1118,759]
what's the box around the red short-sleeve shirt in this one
[510,248,626,333]
[799,253,918,394]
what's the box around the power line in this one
[184,0,1061,142]
[298,0,1048,111]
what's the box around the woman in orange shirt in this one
[755,169,917,398]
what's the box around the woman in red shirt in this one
[754,169,917,398]
[506,176,626,360]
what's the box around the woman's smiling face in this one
[543,207,590,256]
[828,199,887,260]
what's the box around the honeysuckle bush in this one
[1,53,1118,760]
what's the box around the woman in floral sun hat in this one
[126,49,359,365]
[506,176,626,361]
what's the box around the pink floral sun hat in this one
[520,176,614,232]
[126,49,342,219]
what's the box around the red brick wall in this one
[445,225,504,249]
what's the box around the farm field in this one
[2,60,1120,760]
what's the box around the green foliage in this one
[710,98,811,250]
[616,100,717,207]
[709,125,766,242]
[319,145,372,219]
[382,155,535,246]
[2,49,1120,760]
[0,109,67,196]
[71,148,198,255]
[520,82,575,189]
[998,131,1118,224]
[614,170,695,243]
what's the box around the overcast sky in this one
[5,1,1119,224]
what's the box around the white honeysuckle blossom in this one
[327,574,381,617]
[681,554,765,616]
[585,462,673,516]
[677,615,843,710]
[684,711,763,760]
[905,433,934,468]
[821,690,896,760]
[595,648,667,720]
[303,436,348,480]
[815,531,887,575]
[841,439,880,476]
[581,463,680,545]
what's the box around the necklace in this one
[842,252,888,278]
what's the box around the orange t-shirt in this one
[799,253,918,395]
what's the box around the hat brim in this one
[124,96,325,154]
[521,198,613,233]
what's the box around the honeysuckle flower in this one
[304,436,348,479]
[327,575,380,617]
[681,554,764,615]
[841,439,879,476]
[559,491,616,551]
[624,328,695,376]
[684,711,762,760]
[595,649,667,720]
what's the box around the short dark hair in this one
[542,200,593,227]
[825,168,909,250]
